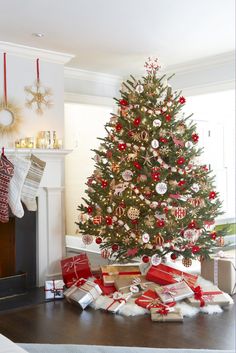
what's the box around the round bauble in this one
[173,207,187,220]
[107,206,112,213]
[82,234,93,245]
[135,84,144,93]
[151,254,162,266]
[95,237,102,244]
[112,244,119,252]
[154,234,164,246]
[122,169,133,181]
[183,229,198,241]
[153,119,162,127]
[151,139,159,149]
[127,207,140,220]
[142,255,150,263]
[170,253,178,260]
[182,258,192,267]
[185,141,193,149]
[191,183,200,193]
[142,233,150,243]
[155,182,167,195]
[115,206,125,217]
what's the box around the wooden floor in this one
[0,297,235,350]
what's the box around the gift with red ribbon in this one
[61,253,92,287]
[94,278,117,295]
[146,263,198,287]
[155,281,193,303]
[44,279,64,300]
[188,285,230,307]
[64,278,102,309]
[99,291,132,313]
[135,289,176,310]
[114,275,157,297]
[150,306,183,322]
[101,264,141,286]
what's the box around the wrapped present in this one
[64,278,102,309]
[188,285,231,307]
[150,306,183,322]
[99,291,132,313]
[201,252,236,295]
[61,253,92,287]
[94,278,117,295]
[44,280,64,300]
[114,275,157,297]
[146,263,198,287]
[135,289,176,310]
[156,281,193,303]
[101,264,141,286]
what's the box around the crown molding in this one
[64,92,115,107]
[181,79,235,97]
[64,66,122,85]
[163,51,235,76]
[0,41,74,64]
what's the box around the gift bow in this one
[161,286,178,298]
[131,277,148,291]
[63,256,88,275]
[193,286,223,307]
[139,294,162,309]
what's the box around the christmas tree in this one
[77,58,225,267]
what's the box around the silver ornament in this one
[155,182,167,195]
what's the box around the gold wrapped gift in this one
[150,307,183,322]
[101,264,141,286]
[114,275,158,297]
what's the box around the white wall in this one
[64,102,114,234]
[0,43,72,147]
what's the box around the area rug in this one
[18,344,235,353]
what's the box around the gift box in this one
[146,263,198,287]
[155,281,193,303]
[201,254,236,295]
[187,285,231,307]
[44,280,64,300]
[94,278,117,295]
[150,306,183,322]
[99,291,132,313]
[101,264,141,286]
[135,289,174,310]
[61,253,92,287]
[64,278,102,309]
[114,275,157,297]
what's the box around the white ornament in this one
[142,233,150,243]
[167,101,173,107]
[107,207,112,213]
[153,119,162,127]
[191,183,200,193]
[151,254,162,266]
[136,84,144,93]
[118,220,124,226]
[122,170,133,181]
[130,285,140,294]
[162,107,167,112]
[183,229,198,242]
[150,201,158,209]
[155,182,167,195]
[151,139,159,149]
[112,216,118,221]
[156,110,161,115]
[185,141,193,149]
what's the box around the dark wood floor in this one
[0,297,235,349]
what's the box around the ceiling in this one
[0,0,234,75]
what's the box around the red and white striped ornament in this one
[93,216,102,225]
[173,207,187,220]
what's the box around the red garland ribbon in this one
[193,286,222,307]
[3,52,7,105]
[36,58,40,82]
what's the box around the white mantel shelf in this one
[5,148,72,156]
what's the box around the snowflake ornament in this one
[144,57,160,75]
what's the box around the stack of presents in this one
[44,253,235,322]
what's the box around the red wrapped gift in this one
[146,263,198,287]
[61,253,92,287]
[135,289,176,310]
[94,278,117,295]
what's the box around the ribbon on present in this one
[139,294,163,309]
[161,285,178,299]
[44,280,64,299]
[106,292,127,311]
[193,286,223,307]
[75,278,99,300]
[63,255,89,280]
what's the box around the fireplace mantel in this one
[5,148,72,286]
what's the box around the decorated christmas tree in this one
[77,58,225,267]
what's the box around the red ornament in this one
[160,137,167,143]
[156,220,165,227]
[210,232,217,240]
[170,253,178,260]
[105,216,113,225]
[118,143,127,151]
[178,180,186,187]
[133,161,142,170]
[87,206,93,214]
[179,96,186,104]
[192,133,199,142]
[95,237,102,244]
[209,191,216,199]
[115,123,123,131]
[151,172,160,181]
[188,221,196,229]
[131,219,138,224]
[133,116,141,126]
[101,180,108,188]
[142,255,150,263]
[165,114,171,122]
[119,99,128,106]
[192,245,200,254]
[112,244,119,252]
[177,157,185,165]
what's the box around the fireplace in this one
[1,148,71,287]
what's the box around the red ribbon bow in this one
[157,306,169,316]
[193,286,205,307]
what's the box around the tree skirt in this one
[89,276,234,317]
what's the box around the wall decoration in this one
[0,53,22,136]
[25,58,53,115]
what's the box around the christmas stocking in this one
[21,154,46,211]
[9,156,31,218]
[0,154,14,223]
